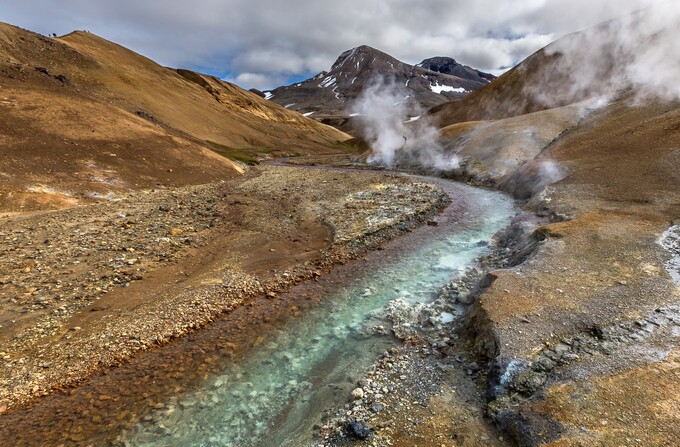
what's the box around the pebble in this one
[351,387,364,400]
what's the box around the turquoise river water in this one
[119,177,515,447]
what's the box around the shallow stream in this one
[120,178,515,447]
[0,174,515,446]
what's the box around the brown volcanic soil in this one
[0,165,447,415]
[427,19,635,129]
[462,99,680,445]
[480,100,680,355]
[0,22,349,212]
[301,98,680,447]
[427,48,572,127]
[0,78,240,212]
[56,30,348,151]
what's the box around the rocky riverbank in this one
[0,165,447,412]
[313,202,680,447]
[309,102,680,446]
[311,221,523,447]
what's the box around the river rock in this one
[350,387,364,400]
[346,420,372,439]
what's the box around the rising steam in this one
[531,2,680,108]
[350,80,459,171]
[349,4,679,198]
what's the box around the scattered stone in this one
[346,420,372,439]
[351,387,364,401]
[0,167,449,423]
[590,324,605,340]
[54,74,72,86]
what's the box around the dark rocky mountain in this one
[259,46,495,131]
[417,57,496,82]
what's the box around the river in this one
[120,176,515,447]
[0,174,515,447]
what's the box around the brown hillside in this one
[427,14,680,441]
[428,20,625,128]
[438,103,586,190]
[56,30,348,150]
[408,9,680,442]
[473,96,680,445]
[0,23,348,212]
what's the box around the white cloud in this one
[232,50,305,74]
[227,72,287,90]
[1,0,663,90]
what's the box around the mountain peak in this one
[330,45,394,71]
[265,46,495,132]
[418,57,495,82]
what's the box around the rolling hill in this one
[0,22,349,211]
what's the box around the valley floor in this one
[0,165,447,415]
[1,148,679,447]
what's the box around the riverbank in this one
[313,213,539,447]
[0,165,447,413]
[309,101,680,446]
[111,178,514,447]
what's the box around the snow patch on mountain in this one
[319,76,336,88]
[263,46,494,123]
[430,83,467,94]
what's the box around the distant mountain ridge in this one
[257,45,494,130]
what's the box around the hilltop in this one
[0,23,348,211]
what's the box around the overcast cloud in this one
[2,0,660,89]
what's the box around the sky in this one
[2,0,660,90]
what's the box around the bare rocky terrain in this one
[0,165,447,414]
[301,12,680,447]
[0,22,350,212]
[2,8,680,447]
